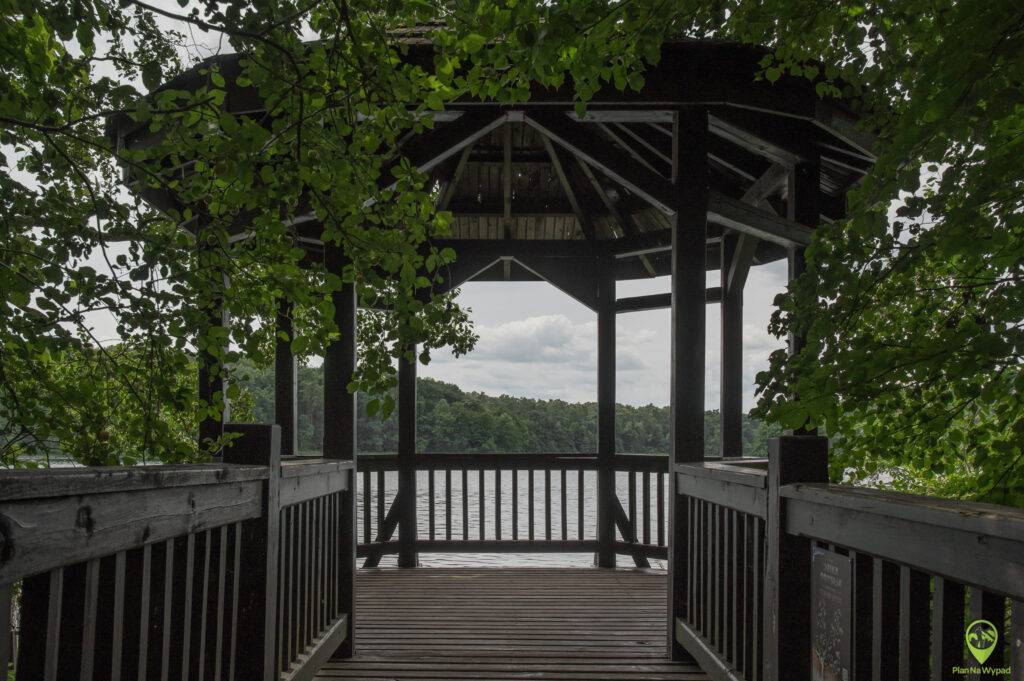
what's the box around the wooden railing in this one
[673,457,768,681]
[0,424,355,681]
[672,436,1024,681]
[356,452,671,567]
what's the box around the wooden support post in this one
[720,231,743,458]
[397,349,418,568]
[596,255,616,568]
[668,107,709,659]
[321,243,358,655]
[197,260,229,450]
[786,155,820,361]
[763,435,829,681]
[223,423,281,681]
[275,298,298,457]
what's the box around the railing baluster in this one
[930,576,964,681]
[528,470,535,541]
[657,472,665,546]
[462,468,469,540]
[138,543,153,680]
[642,472,651,545]
[180,537,194,681]
[81,558,101,681]
[197,529,212,681]
[376,472,384,541]
[495,469,502,541]
[362,470,371,544]
[577,469,584,540]
[214,526,228,680]
[544,469,552,541]
[512,469,519,540]
[228,524,241,681]
[0,582,11,678]
[112,551,126,681]
[43,567,63,681]
[479,468,486,540]
[560,469,568,541]
[445,469,453,541]
[429,469,436,541]
[628,470,636,542]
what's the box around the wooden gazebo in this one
[36,37,1024,681]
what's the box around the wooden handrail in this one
[781,483,1024,600]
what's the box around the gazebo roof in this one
[110,38,875,281]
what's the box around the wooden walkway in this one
[315,568,709,681]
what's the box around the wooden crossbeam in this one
[380,110,507,191]
[523,111,677,215]
[437,143,473,210]
[502,123,513,239]
[708,190,812,247]
[616,289,721,313]
[540,135,596,240]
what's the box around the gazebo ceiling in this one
[111,39,875,282]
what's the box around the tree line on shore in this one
[238,363,781,457]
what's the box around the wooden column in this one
[275,299,298,457]
[668,107,709,659]
[197,263,229,450]
[596,255,616,568]
[719,232,743,457]
[321,243,358,655]
[786,155,820,360]
[762,435,829,681]
[397,348,418,568]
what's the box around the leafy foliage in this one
[733,2,1024,504]
[1,0,679,464]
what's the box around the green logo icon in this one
[966,619,998,665]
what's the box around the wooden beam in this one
[575,157,657,276]
[709,112,804,167]
[597,122,666,177]
[380,110,507,191]
[523,111,677,215]
[668,107,709,660]
[437,143,473,210]
[540,134,596,240]
[708,190,812,247]
[616,289,721,313]
[614,122,673,167]
[725,163,786,293]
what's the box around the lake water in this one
[358,469,669,569]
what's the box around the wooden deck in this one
[315,568,709,681]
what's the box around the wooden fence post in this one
[763,435,829,681]
[223,423,281,681]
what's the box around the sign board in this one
[811,547,853,681]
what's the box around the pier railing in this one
[356,452,671,567]
[672,436,1024,681]
[0,424,355,681]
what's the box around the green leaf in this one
[461,34,487,54]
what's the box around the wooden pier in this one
[316,568,708,681]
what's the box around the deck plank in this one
[316,568,708,681]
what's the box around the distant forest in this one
[237,364,780,457]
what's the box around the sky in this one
[418,262,789,410]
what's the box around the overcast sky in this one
[419,262,789,410]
